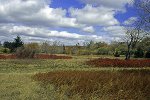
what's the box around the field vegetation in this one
[33,70,150,99]
[0,0,150,99]
[0,35,150,99]
[0,55,150,99]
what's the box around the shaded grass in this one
[33,70,150,99]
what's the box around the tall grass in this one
[33,70,150,99]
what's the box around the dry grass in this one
[33,70,150,99]
[0,56,150,99]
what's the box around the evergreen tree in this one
[3,36,24,52]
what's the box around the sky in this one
[0,0,137,45]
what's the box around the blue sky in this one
[0,0,137,45]
[50,0,136,22]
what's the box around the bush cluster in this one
[15,47,36,59]
[114,51,120,57]
[145,50,150,58]
[134,48,144,58]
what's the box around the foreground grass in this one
[0,55,150,100]
[33,70,150,99]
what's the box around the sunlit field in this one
[0,0,150,99]
[0,55,150,100]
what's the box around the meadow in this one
[0,55,150,100]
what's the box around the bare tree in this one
[41,41,50,54]
[124,20,147,60]
[135,0,150,32]
[124,0,150,60]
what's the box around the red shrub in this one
[7,54,16,59]
[86,58,150,68]
[0,54,72,59]
[0,55,6,59]
[33,70,150,98]
[0,54,16,59]
[35,54,72,59]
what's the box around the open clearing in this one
[0,55,150,100]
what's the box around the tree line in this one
[0,35,150,59]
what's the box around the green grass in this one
[0,55,150,100]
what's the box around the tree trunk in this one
[125,44,131,60]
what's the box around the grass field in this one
[0,55,150,100]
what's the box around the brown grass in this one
[33,70,150,99]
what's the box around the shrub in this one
[80,50,91,55]
[96,48,109,55]
[134,48,144,58]
[15,46,36,59]
[33,70,150,99]
[35,54,72,59]
[86,58,150,68]
[3,36,24,52]
[0,54,16,59]
[145,50,150,58]
[114,51,120,57]
[2,48,10,53]
[0,47,10,53]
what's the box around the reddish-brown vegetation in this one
[86,58,150,68]
[0,54,16,59]
[35,54,72,59]
[0,54,72,59]
[33,70,150,99]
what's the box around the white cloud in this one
[0,0,83,28]
[83,26,95,33]
[0,0,132,44]
[123,17,137,25]
[103,26,125,37]
[70,5,119,26]
[0,24,103,44]
[79,0,132,11]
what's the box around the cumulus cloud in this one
[83,26,95,33]
[103,26,125,37]
[0,24,103,44]
[123,17,137,25]
[79,0,132,11]
[0,0,83,28]
[69,5,119,26]
[0,0,132,44]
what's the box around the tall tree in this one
[3,36,23,52]
[124,0,150,60]
[124,20,147,60]
[13,36,24,49]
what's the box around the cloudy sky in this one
[0,0,137,45]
